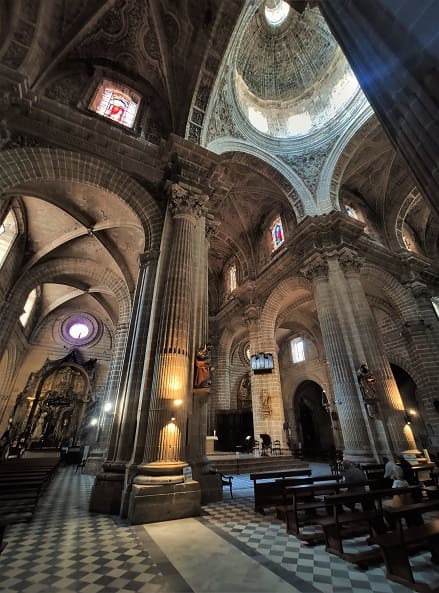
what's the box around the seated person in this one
[260,433,271,456]
[383,455,395,487]
[343,461,367,511]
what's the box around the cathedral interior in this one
[0,1,439,591]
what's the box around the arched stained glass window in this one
[271,217,284,251]
[20,288,37,328]
[0,209,18,268]
[227,263,237,293]
[89,80,141,128]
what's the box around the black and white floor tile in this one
[1,465,439,593]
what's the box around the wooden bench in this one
[320,486,422,566]
[384,498,439,531]
[276,474,343,522]
[373,519,439,592]
[284,479,371,541]
[250,468,311,514]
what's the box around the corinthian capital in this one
[166,181,209,219]
[301,254,328,281]
[243,304,260,326]
[338,247,363,274]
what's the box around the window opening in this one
[290,337,305,363]
[271,217,284,251]
[20,288,37,328]
[89,80,141,128]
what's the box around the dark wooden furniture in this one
[373,519,439,592]
[0,458,59,553]
[219,472,233,497]
[250,468,312,514]
[284,479,370,540]
[320,486,422,566]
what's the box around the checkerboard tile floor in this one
[0,467,188,593]
[2,466,439,593]
[201,475,439,593]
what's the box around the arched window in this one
[20,288,37,328]
[271,217,284,251]
[0,209,18,268]
[227,263,237,293]
[265,0,290,26]
[89,80,141,128]
[290,337,305,363]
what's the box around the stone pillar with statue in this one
[126,181,209,524]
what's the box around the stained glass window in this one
[89,80,141,128]
[228,264,237,293]
[271,217,284,251]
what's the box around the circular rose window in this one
[61,314,99,346]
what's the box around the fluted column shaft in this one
[345,269,415,451]
[144,185,208,464]
[310,261,373,460]
[105,251,159,465]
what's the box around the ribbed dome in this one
[236,6,337,103]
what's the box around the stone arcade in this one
[0,0,438,527]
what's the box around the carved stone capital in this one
[300,254,328,281]
[338,247,363,274]
[138,249,160,269]
[205,215,220,240]
[166,181,209,219]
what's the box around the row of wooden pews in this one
[0,457,59,554]
[267,467,439,592]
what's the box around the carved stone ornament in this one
[300,254,329,280]
[138,249,159,268]
[338,248,362,274]
[166,182,209,219]
[243,304,260,325]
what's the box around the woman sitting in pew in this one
[342,461,367,511]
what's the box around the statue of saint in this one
[194,343,212,388]
[357,362,378,417]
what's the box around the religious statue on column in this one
[357,362,379,418]
[194,344,212,388]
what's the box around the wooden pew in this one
[320,486,422,566]
[284,479,371,541]
[250,468,312,514]
[276,474,343,522]
[373,519,439,592]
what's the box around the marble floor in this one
[1,464,439,593]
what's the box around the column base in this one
[191,457,222,504]
[342,448,379,464]
[83,449,105,475]
[127,480,201,524]
[89,464,126,515]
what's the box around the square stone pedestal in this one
[128,480,201,524]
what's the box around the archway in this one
[390,364,428,449]
[294,380,335,460]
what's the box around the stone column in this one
[303,254,376,462]
[84,321,129,475]
[244,304,287,450]
[318,0,439,219]
[127,182,207,524]
[89,250,159,514]
[338,248,416,452]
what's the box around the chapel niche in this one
[10,350,97,449]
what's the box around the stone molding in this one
[300,254,329,281]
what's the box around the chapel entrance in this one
[294,380,335,460]
[215,410,254,452]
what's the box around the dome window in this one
[264,0,290,27]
